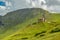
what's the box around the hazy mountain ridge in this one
[0,8,60,40]
[0,8,48,33]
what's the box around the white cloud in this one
[26,0,30,3]
[46,5,60,13]
[26,0,46,8]
[0,6,6,10]
[41,5,47,10]
[5,1,12,10]
[47,6,54,10]
[32,2,36,7]
[6,1,12,6]
[0,1,12,10]
[0,0,13,16]
[57,0,60,1]
[0,0,60,16]
[39,0,46,4]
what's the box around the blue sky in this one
[0,1,6,6]
[0,0,60,16]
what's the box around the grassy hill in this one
[3,21,60,40]
[0,8,60,40]
[0,8,45,32]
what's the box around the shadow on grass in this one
[50,28,60,33]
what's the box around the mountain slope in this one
[1,8,46,32]
[0,8,48,39]
[0,8,60,40]
[3,15,60,40]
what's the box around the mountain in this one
[0,8,60,40]
[0,8,48,33]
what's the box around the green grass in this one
[0,14,60,40]
[0,8,60,40]
[3,22,60,40]
[0,13,40,39]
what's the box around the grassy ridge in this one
[2,14,60,40]
[1,8,45,32]
[0,8,60,40]
[0,8,44,39]
[3,21,60,40]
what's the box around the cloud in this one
[0,6,6,10]
[46,5,60,13]
[0,0,60,16]
[57,0,60,2]
[46,0,60,6]
[26,0,30,3]
[0,0,13,16]
[0,1,12,10]
[0,1,6,10]
[26,0,47,8]
[45,0,60,12]
[6,1,12,6]
[5,1,12,10]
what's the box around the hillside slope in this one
[0,8,60,40]
[0,8,46,32]
[3,15,60,40]
[0,8,49,39]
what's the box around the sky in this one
[0,0,60,16]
